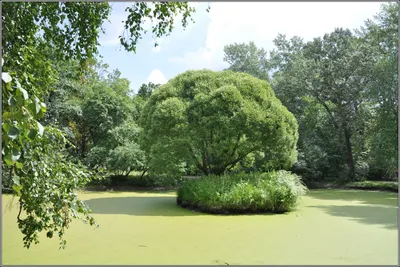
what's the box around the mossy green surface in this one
[2,190,397,265]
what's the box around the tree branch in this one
[229,133,242,158]
[17,200,24,223]
[225,147,257,170]
[188,145,205,174]
[316,96,340,129]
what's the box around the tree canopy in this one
[223,41,270,81]
[141,70,298,175]
[221,3,398,181]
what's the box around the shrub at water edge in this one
[177,171,307,214]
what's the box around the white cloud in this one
[146,69,168,85]
[168,2,382,70]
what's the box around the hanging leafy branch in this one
[2,2,203,249]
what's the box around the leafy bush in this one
[346,181,398,192]
[177,171,307,214]
[126,174,185,187]
[87,174,185,188]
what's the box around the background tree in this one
[358,3,398,179]
[44,60,149,177]
[223,4,397,181]
[269,28,377,180]
[137,82,160,99]
[223,41,270,81]
[141,70,298,175]
[85,120,148,178]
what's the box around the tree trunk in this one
[202,152,209,175]
[124,168,132,178]
[211,166,226,175]
[80,135,86,158]
[343,127,356,179]
[139,168,148,179]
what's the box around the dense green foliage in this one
[88,174,185,189]
[141,70,298,175]
[2,2,202,248]
[223,41,270,81]
[346,181,398,193]
[2,2,110,249]
[137,82,160,99]
[272,29,378,180]
[177,171,307,214]
[358,4,398,179]
[223,3,398,182]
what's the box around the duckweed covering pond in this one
[2,189,397,265]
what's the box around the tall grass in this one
[177,171,307,214]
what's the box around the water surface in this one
[2,189,397,265]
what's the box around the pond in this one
[2,189,397,265]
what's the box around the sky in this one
[97,2,384,93]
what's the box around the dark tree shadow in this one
[84,195,282,217]
[84,195,202,217]
[308,190,398,207]
[310,204,397,230]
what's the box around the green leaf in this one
[17,84,29,100]
[34,97,41,113]
[27,129,38,140]
[4,158,13,167]
[2,122,11,133]
[2,112,12,120]
[5,81,12,91]
[12,185,23,196]
[46,231,53,238]
[37,122,45,136]
[8,126,20,140]
[8,97,17,107]
[40,102,47,113]
[12,148,21,162]
[12,175,21,186]
[15,162,24,169]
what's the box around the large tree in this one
[220,4,396,181]
[2,2,203,248]
[270,28,376,180]
[357,3,398,179]
[223,41,270,81]
[141,70,298,175]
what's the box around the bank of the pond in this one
[2,189,397,265]
[305,180,398,192]
[83,180,398,194]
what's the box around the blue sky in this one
[97,2,383,93]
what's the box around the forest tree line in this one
[15,3,395,185]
